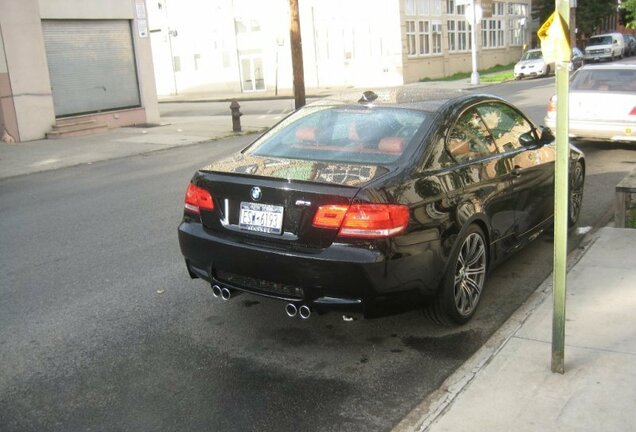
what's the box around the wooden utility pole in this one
[289,0,306,109]
[551,0,571,375]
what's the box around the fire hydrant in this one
[230,100,242,132]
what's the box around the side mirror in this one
[539,126,555,144]
[519,131,537,147]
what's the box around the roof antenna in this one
[358,90,378,104]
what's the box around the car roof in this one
[577,64,636,71]
[313,89,504,113]
[589,32,622,37]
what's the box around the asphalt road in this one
[1,80,634,432]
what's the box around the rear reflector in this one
[185,183,214,214]
[313,204,409,238]
[630,107,636,116]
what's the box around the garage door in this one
[42,20,141,117]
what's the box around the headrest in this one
[378,137,405,154]
[348,123,360,141]
[295,126,316,142]
[348,118,387,142]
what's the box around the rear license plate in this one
[239,202,284,235]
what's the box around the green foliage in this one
[622,0,636,28]
[419,63,514,83]
[576,0,617,36]
[537,0,619,37]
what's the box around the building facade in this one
[0,0,159,142]
[148,0,530,97]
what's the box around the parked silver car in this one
[514,49,554,79]
[544,64,636,142]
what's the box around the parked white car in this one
[514,49,554,79]
[544,64,636,142]
[583,33,625,62]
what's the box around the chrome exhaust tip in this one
[298,305,311,320]
[220,287,232,301]
[211,285,222,297]
[285,303,298,318]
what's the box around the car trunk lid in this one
[194,154,391,249]
[570,92,636,122]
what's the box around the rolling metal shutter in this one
[42,20,141,117]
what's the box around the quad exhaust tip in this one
[285,303,298,317]
[285,303,311,319]
[298,305,311,320]
[211,284,233,301]
[220,287,232,301]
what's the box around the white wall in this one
[147,0,404,96]
[0,33,7,73]
[0,0,55,141]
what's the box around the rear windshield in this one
[521,50,542,61]
[245,105,429,165]
[571,68,636,93]
[587,36,613,46]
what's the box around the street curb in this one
[391,228,601,432]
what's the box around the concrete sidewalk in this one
[0,110,275,181]
[394,226,636,432]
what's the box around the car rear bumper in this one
[178,221,443,316]
[583,53,613,61]
[544,117,636,142]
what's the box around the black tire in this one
[544,65,551,76]
[568,161,585,227]
[427,225,487,325]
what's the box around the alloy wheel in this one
[453,232,487,316]
[569,162,584,226]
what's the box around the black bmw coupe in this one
[178,90,585,325]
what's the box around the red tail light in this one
[184,183,214,214]
[630,107,636,116]
[313,204,409,238]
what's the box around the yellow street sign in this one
[538,11,570,63]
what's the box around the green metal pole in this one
[551,0,570,375]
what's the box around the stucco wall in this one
[403,47,523,83]
[39,0,159,123]
[0,0,158,141]
[0,0,55,141]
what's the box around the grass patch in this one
[480,70,514,83]
[419,63,515,83]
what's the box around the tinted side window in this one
[447,108,496,163]
[476,103,533,153]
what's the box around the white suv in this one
[584,33,625,62]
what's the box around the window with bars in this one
[508,3,528,46]
[457,20,472,51]
[447,20,456,51]
[406,20,417,56]
[407,19,441,56]
[418,21,431,55]
[432,22,442,53]
[407,0,441,16]
[481,18,504,48]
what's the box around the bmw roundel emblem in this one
[250,186,262,201]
